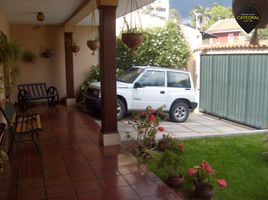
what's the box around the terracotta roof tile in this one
[194,43,268,52]
[206,18,242,33]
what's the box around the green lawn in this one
[145,134,268,200]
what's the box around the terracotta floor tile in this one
[43,164,67,176]
[69,169,97,182]
[2,105,186,200]
[46,183,75,199]
[79,191,109,200]
[48,195,78,200]
[0,191,17,200]
[123,174,155,185]
[132,182,173,197]
[18,176,44,190]
[104,186,140,200]
[92,167,120,178]
[73,180,103,195]
[99,175,129,189]
[17,187,46,200]
[45,173,71,186]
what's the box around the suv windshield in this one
[118,67,144,83]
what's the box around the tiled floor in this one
[0,105,183,200]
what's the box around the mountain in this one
[170,0,231,23]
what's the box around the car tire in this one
[117,98,126,120]
[169,101,189,123]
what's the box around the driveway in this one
[118,112,265,141]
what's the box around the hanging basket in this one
[87,40,100,55]
[42,49,53,58]
[122,32,144,49]
[71,45,80,53]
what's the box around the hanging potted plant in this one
[87,10,100,55]
[71,43,80,53]
[121,0,144,53]
[22,50,37,63]
[42,49,53,58]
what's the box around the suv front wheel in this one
[117,98,126,120]
[169,101,189,122]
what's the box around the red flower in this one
[188,168,197,176]
[178,143,185,151]
[217,179,227,188]
[140,112,146,117]
[158,126,165,132]
[149,114,156,122]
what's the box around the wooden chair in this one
[0,100,42,154]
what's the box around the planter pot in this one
[71,45,80,53]
[158,138,171,151]
[166,175,184,188]
[195,183,214,200]
[87,40,100,55]
[42,50,53,58]
[122,32,144,49]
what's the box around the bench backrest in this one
[18,83,48,99]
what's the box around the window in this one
[167,72,191,88]
[228,33,234,43]
[138,70,165,87]
[118,67,144,83]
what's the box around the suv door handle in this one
[160,91,165,94]
[185,88,190,90]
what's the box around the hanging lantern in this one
[121,0,144,54]
[36,12,45,22]
[87,10,99,55]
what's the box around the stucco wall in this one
[9,24,99,101]
[0,5,10,38]
[73,26,99,97]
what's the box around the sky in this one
[170,0,232,23]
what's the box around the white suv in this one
[84,66,198,122]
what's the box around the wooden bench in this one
[17,83,59,110]
[0,100,42,153]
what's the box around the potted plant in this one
[188,161,227,200]
[159,150,184,189]
[158,134,172,151]
[42,49,53,58]
[71,44,80,53]
[121,17,144,51]
[22,51,37,63]
[87,11,99,55]
[0,148,8,173]
[126,106,164,160]
[87,39,99,55]
[0,31,21,99]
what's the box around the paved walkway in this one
[118,112,265,141]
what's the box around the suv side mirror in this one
[134,82,142,88]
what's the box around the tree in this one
[117,21,190,72]
[169,8,182,23]
[190,5,211,31]
[190,3,233,31]
[206,3,233,29]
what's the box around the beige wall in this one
[10,24,99,100]
[0,5,10,38]
[73,26,99,96]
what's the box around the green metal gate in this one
[200,54,268,129]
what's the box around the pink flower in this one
[158,126,165,132]
[149,114,156,122]
[188,168,197,176]
[217,179,227,188]
[140,112,146,117]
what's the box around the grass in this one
[145,134,268,200]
